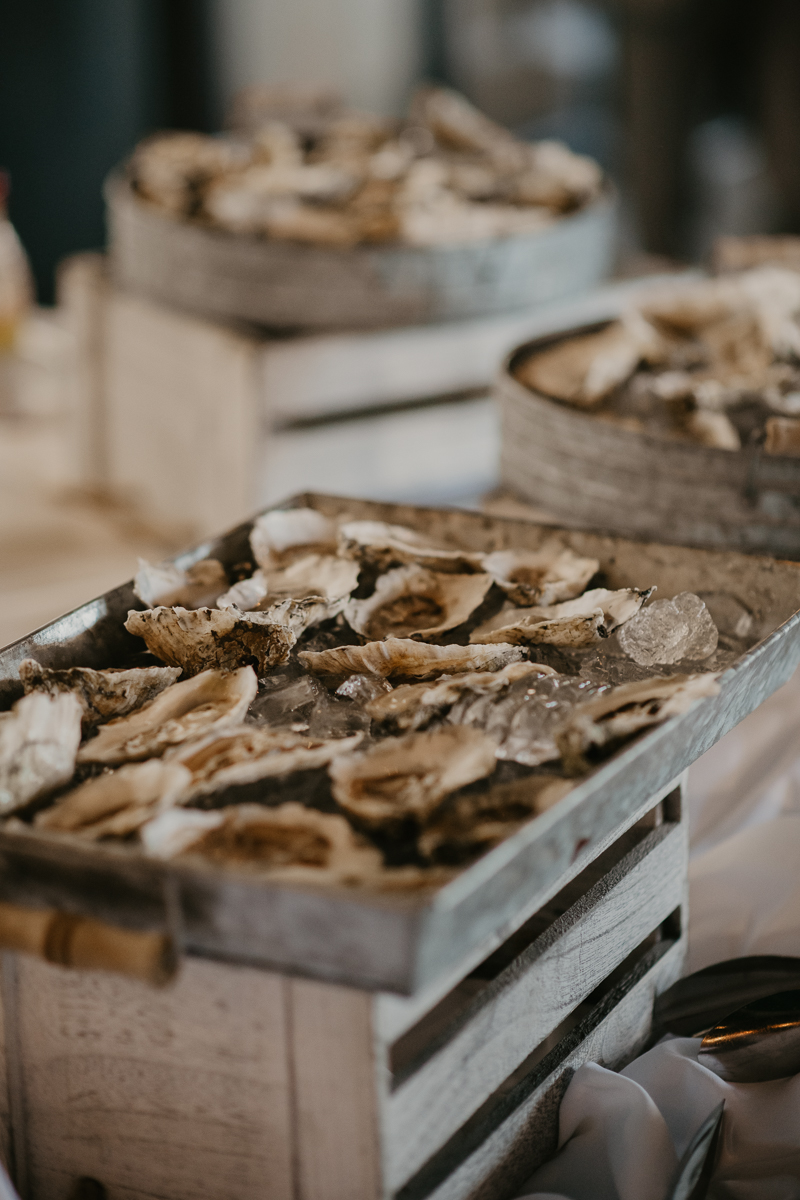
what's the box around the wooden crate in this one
[0,782,686,1200]
[58,256,692,540]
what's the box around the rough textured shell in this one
[125,606,296,675]
[169,726,364,798]
[557,672,720,774]
[344,565,492,640]
[366,661,554,731]
[19,659,181,730]
[250,507,337,567]
[77,667,257,765]
[329,725,498,827]
[479,544,599,607]
[299,637,525,679]
[471,587,651,646]
[141,801,382,881]
[134,558,228,608]
[0,692,83,815]
[337,520,483,573]
[36,760,191,837]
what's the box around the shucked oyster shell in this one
[217,556,359,624]
[36,760,191,839]
[19,659,181,730]
[471,588,652,647]
[125,606,296,675]
[250,507,337,567]
[134,558,228,609]
[366,661,555,732]
[0,692,83,815]
[77,667,257,765]
[419,775,574,864]
[344,565,492,640]
[479,545,599,607]
[337,520,483,574]
[329,725,498,828]
[556,672,720,775]
[168,726,364,800]
[299,637,525,679]
[141,802,382,882]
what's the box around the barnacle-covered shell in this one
[299,637,525,679]
[19,659,181,730]
[125,607,295,675]
[366,661,555,732]
[337,520,483,573]
[141,802,382,882]
[77,668,257,765]
[329,725,498,828]
[0,692,83,815]
[556,673,720,775]
[169,727,364,799]
[471,588,652,646]
[344,565,492,640]
[419,775,574,863]
[479,544,599,606]
[36,760,191,838]
[134,558,228,608]
[250,507,337,567]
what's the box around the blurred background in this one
[3,0,800,645]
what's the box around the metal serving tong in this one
[656,956,800,1084]
[667,1102,724,1200]
[655,955,800,1037]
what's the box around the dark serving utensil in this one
[698,989,800,1083]
[667,1102,725,1200]
[654,956,800,1037]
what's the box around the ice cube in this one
[335,674,393,704]
[247,673,324,725]
[617,592,718,666]
[307,691,372,738]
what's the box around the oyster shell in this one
[344,565,492,640]
[765,416,800,457]
[216,569,269,611]
[36,760,191,838]
[125,606,296,675]
[337,520,483,573]
[515,313,666,407]
[419,776,574,863]
[168,726,363,799]
[250,507,337,567]
[77,667,257,765]
[266,553,361,604]
[470,588,653,646]
[556,673,720,775]
[0,692,83,815]
[299,637,526,679]
[479,545,599,606]
[134,558,228,608]
[329,725,498,828]
[366,661,555,732]
[141,802,382,882]
[19,659,181,730]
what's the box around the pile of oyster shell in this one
[515,267,800,454]
[128,84,603,249]
[1,508,730,888]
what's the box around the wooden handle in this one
[0,902,177,986]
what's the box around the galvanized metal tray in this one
[106,174,617,331]
[2,494,799,995]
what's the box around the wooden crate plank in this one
[422,939,685,1200]
[385,823,685,1191]
[289,977,381,1200]
[11,955,294,1200]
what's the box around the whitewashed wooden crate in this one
[58,256,693,540]
[0,781,686,1200]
